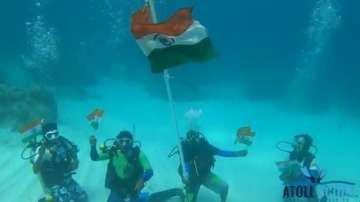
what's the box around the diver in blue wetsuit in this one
[178,130,248,202]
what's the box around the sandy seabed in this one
[0,78,359,202]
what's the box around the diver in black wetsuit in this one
[178,130,248,202]
[279,134,322,202]
[33,123,88,202]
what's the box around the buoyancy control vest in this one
[180,137,218,181]
[38,136,79,188]
[289,151,315,168]
[105,146,144,197]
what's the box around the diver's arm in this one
[307,159,322,180]
[90,145,100,161]
[143,170,154,182]
[208,143,248,157]
[139,151,154,182]
[32,158,42,173]
[32,146,46,173]
[89,135,109,161]
[216,149,248,157]
[90,145,109,161]
[134,151,153,192]
[309,159,318,170]
[207,142,247,157]
[183,163,191,181]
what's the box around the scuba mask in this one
[293,136,306,152]
[100,131,139,154]
[293,134,313,153]
[44,130,59,141]
[114,130,134,152]
[276,134,317,154]
[42,123,60,142]
[186,130,202,143]
[114,137,133,151]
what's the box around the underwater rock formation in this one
[0,84,57,130]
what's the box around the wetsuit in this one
[91,144,153,202]
[180,137,247,202]
[281,151,321,202]
[33,136,88,202]
[91,144,185,202]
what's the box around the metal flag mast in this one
[145,0,188,179]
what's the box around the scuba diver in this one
[277,134,323,202]
[90,130,184,202]
[32,122,88,202]
[177,129,248,202]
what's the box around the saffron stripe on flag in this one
[136,21,209,56]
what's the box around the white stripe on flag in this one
[136,21,208,56]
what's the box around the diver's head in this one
[293,134,313,153]
[115,130,134,152]
[186,129,202,143]
[42,122,59,142]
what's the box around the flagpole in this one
[147,0,158,23]
[163,70,188,178]
[145,0,188,179]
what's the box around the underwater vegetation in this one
[0,84,57,129]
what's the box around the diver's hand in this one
[238,149,248,157]
[37,146,46,157]
[180,163,190,184]
[134,179,144,192]
[32,146,45,173]
[33,146,46,163]
[280,169,301,182]
[89,135,97,146]
[180,171,190,185]
[38,194,53,202]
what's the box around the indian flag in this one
[18,118,44,143]
[131,6,215,73]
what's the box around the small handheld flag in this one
[18,119,44,144]
[87,109,104,130]
[235,126,255,146]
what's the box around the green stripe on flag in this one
[148,38,216,73]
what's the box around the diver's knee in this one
[220,183,229,195]
[219,183,229,202]
[219,184,229,201]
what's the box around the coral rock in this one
[0,84,57,130]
